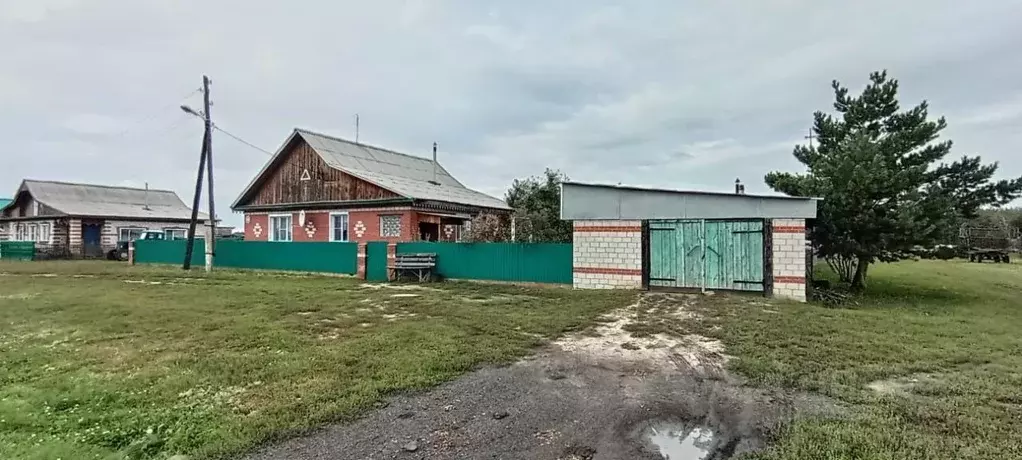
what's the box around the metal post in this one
[202,75,215,272]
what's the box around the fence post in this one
[128,241,136,265]
[356,243,367,279]
[386,243,397,281]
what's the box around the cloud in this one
[2,0,1022,227]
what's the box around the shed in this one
[560,182,818,301]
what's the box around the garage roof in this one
[560,182,818,220]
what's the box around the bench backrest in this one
[394,252,436,268]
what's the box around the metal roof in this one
[561,181,818,220]
[233,129,510,211]
[4,180,206,220]
[0,198,10,210]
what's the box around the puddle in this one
[646,423,715,460]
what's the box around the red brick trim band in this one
[574,266,643,276]
[772,226,806,233]
[774,276,806,284]
[574,226,642,233]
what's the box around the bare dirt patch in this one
[246,293,837,460]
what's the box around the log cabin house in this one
[0,180,206,258]
[231,128,510,243]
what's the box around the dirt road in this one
[244,294,831,460]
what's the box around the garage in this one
[561,182,818,301]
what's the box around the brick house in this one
[0,180,206,257]
[560,182,818,301]
[231,128,510,243]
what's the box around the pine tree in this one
[766,71,1022,290]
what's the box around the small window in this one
[118,227,145,242]
[15,223,27,241]
[270,215,292,242]
[27,224,38,241]
[330,213,349,242]
[164,228,187,240]
[380,215,401,238]
[39,223,50,243]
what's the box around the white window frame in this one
[27,224,38,242]
[329,212,349,242]
[15,223,27,241]
[118,227,145,242]
[38,223,50,243]
[164,228,187,240]
[379,215,401,238]
[268,214,292,242]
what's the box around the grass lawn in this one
[0,261,633,459]
[635,259,1022,460]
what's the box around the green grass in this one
[0,261,633,459]
[633,259,1022,460]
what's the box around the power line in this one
[109,88,203,139]
[212,125,274,155]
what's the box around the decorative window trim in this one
[268,213,292,242]
[329,212,349,242]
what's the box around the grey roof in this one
[561,181,818,220]
[4,180,206,220]
[233,129,510,210]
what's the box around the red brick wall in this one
[294,211,330,242]
[244,213,269,241]
[349,209,415,242]
[247,208,421,242]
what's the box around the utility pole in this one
[355,114,360,143]
[183,128,208,270]
[202,75,216,272]
[181,75,216,271]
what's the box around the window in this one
[32,201,40,216]
[118,227,145,242]
[330,213,349,242]
[39,223,50,243]
[380,215,401,238]
[270,214,292,242]
[27,224,38,242]
[15,224,27,241]
[164,228,187,240]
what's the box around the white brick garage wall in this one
[771,218,808,301]
[572,220,642,289]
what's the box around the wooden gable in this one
[243,137,401,207]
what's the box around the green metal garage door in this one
[649,219,764,292]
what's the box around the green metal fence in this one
[396,242,573,284]
[135,240,358,275]
[0,241,35,261]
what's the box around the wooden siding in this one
[1,194,61,218]
[245,139,400,207]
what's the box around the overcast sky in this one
[3,0,1021,227]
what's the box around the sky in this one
[2,0,1022,227]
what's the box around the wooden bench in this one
[388,253,437,282]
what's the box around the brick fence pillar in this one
[386,243,397,281]
[356,243,367,279]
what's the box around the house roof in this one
[2,180,206,220]
[232,129,510,211]
[0,198,10,210]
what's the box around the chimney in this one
[143,182,151,210]
[734,178,742,195]
[431,142,439,186]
